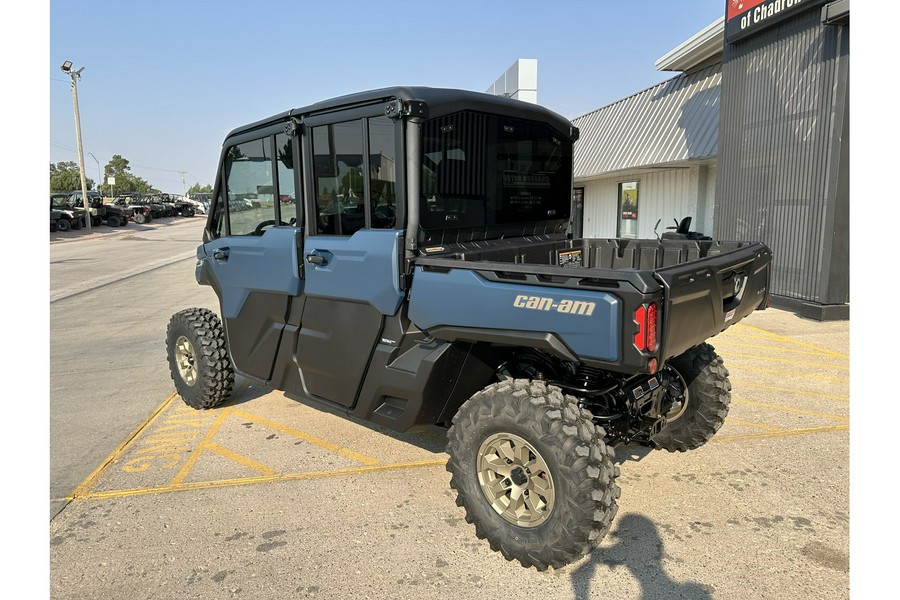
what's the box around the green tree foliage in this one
[187,182,214,195]
[96,154,157,196]
[49,162,95,192]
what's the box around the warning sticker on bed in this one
[558,249,583,268]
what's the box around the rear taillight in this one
[634,302,659,353]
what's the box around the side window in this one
[312,120,365,235]
[368,116,397,228]
[275,132,298,226]
[224,138,276,236]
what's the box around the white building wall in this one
[579,164,716,238]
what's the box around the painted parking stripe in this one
[732,398,848,422]
[726,418,784,432]
[67,395,175,500]
[720,352,849,371]
[729,380,849,401]
[231,408,379,466]
[712,341,843,358]
[726,365,849,384]
[732,323,849,359]
[711,424,849,444]
[74,459,449,501]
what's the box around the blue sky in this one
[48,0,728,193]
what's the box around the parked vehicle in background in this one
[158,194,197,217]
[111,196,154,224]
[50,207,79,232]
[50,193,85,229]
[117,194,166,220]
[58,190,105,226]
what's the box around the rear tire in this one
[134,213,147,224]
[106,215,121,227]
[654,343,731,452]
[166,308,234,409]
[446,379,620,571]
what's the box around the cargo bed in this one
[413,236,772,366]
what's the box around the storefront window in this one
[617,181,639,238]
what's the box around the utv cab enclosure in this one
[167,87,772,571]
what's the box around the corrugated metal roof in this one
[572,62,721,179]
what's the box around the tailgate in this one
[655,242,772,360]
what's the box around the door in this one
[295,114,405,407]
[202,128,303,382]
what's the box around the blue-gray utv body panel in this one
[407,266,621,363]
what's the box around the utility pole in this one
[61,61,91,232]
[178,171,187,199]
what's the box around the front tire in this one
[57,219,71,232]
[134,212,147,224]
[654,342,731,452]
[446,379,620,571]
[166,308,234,409]
[106,215,121,227]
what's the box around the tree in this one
[187,182,214,195]
[96,154,156,196]
[50,162,95,192]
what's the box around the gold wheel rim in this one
[477,432,554,528]
[174,335,198,387]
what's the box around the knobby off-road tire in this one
[446,379,620,571]
[106,215,121,227]
[654,342,731,452]
[56,218,71,232]
[166,308,234,409]
[134,212,148,224]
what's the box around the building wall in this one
[579,163,715,238]
[716,7,849,307]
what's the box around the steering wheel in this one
[253,219,287,235]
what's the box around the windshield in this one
[420,111,572,230]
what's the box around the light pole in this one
[88,152,102,194]
[60,60,91,232]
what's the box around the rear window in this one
[420,111,572,230]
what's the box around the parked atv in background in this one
[158,194,197,217]
[50,193,84,230]
[111,196,154,224]
[655,216,712,241]
[50,207,79,232]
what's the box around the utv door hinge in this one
[385,100,428,120]
[283,117,302,136]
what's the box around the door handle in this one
[213,247,230,261]
[306,253,326,265]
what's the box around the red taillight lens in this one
[634,305,646,351]
[647,302,658,352]
[634,302,659,353]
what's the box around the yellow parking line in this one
[712,341,845,358]
[726,418,784,432]
[736,323,849,359]
[232,409,379,466]
[169,406,234,485]
[720,352,849,371]
[71,459,449,501]
[731,380,849,401]
[732,398,848,421]
[711,424,849,444]
[726,365,849,384]
[67,395,176,500]
[204,442,278,476]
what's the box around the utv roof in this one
[224,86,577,142]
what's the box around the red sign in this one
[726,0,767,21]
[725,0,827,43]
